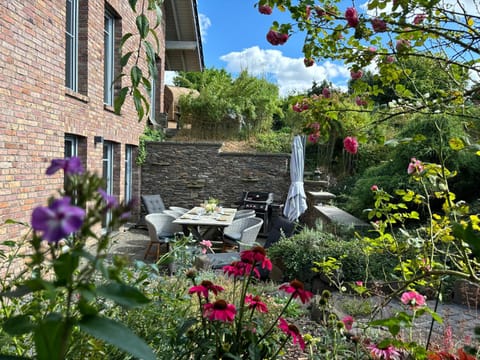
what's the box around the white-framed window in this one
[65,0,78,91]
[102,141,114,229]
[124,145,133,203]
[104,9,115,106]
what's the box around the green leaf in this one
[53,253,79,285]
[96,283,150,308]
[120,51,133,67]
[148,28,160,51]
[143,41,156,63]
[453,222,480,258]
[114,87,129,115]
[120,33,133,48]
[79,316,155,360]
[130,66,142,87]
[128,0,137,12]
[34,313,71,360]
[3,315,34,336]
[136,14,149,39]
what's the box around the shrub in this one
[267,228,397,290]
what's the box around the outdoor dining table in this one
[173,206,237,241]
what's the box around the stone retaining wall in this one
[140,141,291,217]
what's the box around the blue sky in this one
[166,0,351,97]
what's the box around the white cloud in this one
[219,46,350,97]
[199,13,211,43]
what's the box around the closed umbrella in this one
[283,135,307,221]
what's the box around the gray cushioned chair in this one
[141,194,166,214]
[223,217,264,252]
[144,213,183,263]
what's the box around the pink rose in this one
[305,5,311,20]
[385,55,395,63]
[350,70,363,80]
[343,136,359,154]
[370,185,378,192]
[322,87,331,98]
[355,96,367,106]
[400,291,426,309]
[258,5,272,15]
[310,122,320,132]
[315,6,326,17]
[413,13,426,24]
[345,7,359,28]
[266,30,289,45]
[308,133,320,144]
[371,18,387,32]
[407,157,424,175]
[304,58,314,67]
[396,39,411,52]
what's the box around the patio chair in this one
[144,213,183,267]
[223,217,264,252]
[141,194,166,214]
[233,209,256,220]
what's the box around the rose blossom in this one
[370,185,379,191]
[396,39,411,52]
[266,29,288,45]
[355,96,367,106]
[413,13,426,24]
[371,18,387,32]
[345,7,359,27]
[303,58,314,67]
[407,157,424,175]
[400,290,426,309]
[343,136,359,154]
[322,87,331,98]
[258,5,272,15]
[350,70,363,80]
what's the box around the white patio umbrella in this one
[283,135,308,221]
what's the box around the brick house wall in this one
[0,1,167,241]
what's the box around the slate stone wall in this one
[140,141,291,216]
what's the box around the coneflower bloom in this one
[203,299,236,322]
[368,343,401,359]
[245,294,268,313]
[240,246,272,271]
[279,318,306,350]
[279,279,313,304]
[188,280,224,299]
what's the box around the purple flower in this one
[46,157,84,176]
[98,188,118,209]
[31,197,85,243]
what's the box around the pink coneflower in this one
[279,279,313,304]
[240,246,272,271]
[258,5,272,15]
[245,294,268,313]
[341,315,354,331]
[407,157,424,175]
[368,343,401,359]
[343,136,359,154]
[203,299,236,322]
[223,260,249,278]
[345,7,359,27]
[188,280,224,299]
[279,318,306,350]
[400,290,426,309]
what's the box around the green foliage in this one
[254,130,292,153]
[136,126,165,165]
[267,228,397,288]
[176,69,283,140]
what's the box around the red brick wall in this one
[0,1,166,241]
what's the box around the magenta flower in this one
[310,122,320,132]
[350,70,363,80]
[407,157,424,175]
[279,279,313,304]
[292,100,309,112]
[322,87,331,98]
[368,343,401,359]
[396,39,411,52]
[355,96,367,106]
[258,4,272,15]
[413,13,426,24]
[305,5,311,20]
[199,239,212,254]
[240,246,272,271]
[46,157,84,176]
[266,29,288,45]
[343,136,359,154]
[303,58,314,67]
[245,294,268,313]
[385,55,395,63]
[355,281,364,286]
[188,280,224,299]
[341,315,354,331]
[31,197,86,243]
[279,318,306,350]
[400,290,426,309]
[345,7,359,27]
[308,133,320,144]
[203,299,236,322]
[371,18,387,32]
[370,185,379,192]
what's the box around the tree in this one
[257,0,479,125]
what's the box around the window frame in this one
[103,8,115,106]
[65,0,79,91]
